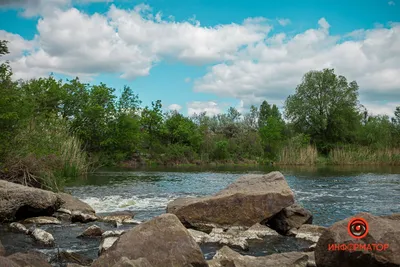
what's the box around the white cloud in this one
[184,77,191,83]
[277,18,291,26]
[388,1,395,6]
[187,101,222,116]
[168,104,182,111]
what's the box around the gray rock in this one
[92,214,207,267]
[315,212,400,267]
[57,193,95,214]
[0,180,60,222]
[71,210,97,223]
[167,172,294,231]
[0,256,19,267]
[57,208,72,215]
[208,246,309,267]
[293,224,327,243]
[31,228,55,246]
[7,251,51,267]
[102,230,125,238]
[0,239,5,257]
[59,251,93,266]
[267,203,313,234]
[100,211,135,225]
[9,222,29,234]
[78,225,103,238]
[99,236,119,255]
[23,216,61,225]
[112,257,153,267]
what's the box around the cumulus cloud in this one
[168,104,182,111]
[1,4,400,116]
[277,18,291,26]
[187,101,222,116]
[388,1,395,6]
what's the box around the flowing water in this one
[1,166,400,266]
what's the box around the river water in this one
[1,166,400,265]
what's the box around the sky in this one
[0,0,399,117]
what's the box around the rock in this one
[208,246,309,267]
[54,211,72,222]
[167,172,294,231]
[31,228,55,246]
[58,208,72,215]
[78,225,103,238]
[0,180,61,222]
[112,257,153,267]
[66,264,86,267]
[0,240,5,257]
[23,216,61,225]
[102,230,125,238]
[59,251,93,266]
[267,203,313,234]
[380,213,400,221]
[292,224,327,243]
[100,211,135,225]
[0,257,19,267]
[304,243,317,252]
[315,212,400,267]
[189,224,278,251]
[57,193,95,214]
[99,236,119,255]
[9,222,30,234]
[92,214,207,267]
[306,252,316,267]
[7,251,51,267]
[71,210,97,223]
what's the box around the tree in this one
[284,68,360,153]
[258,101,271,128]
[140,100,164,150]
[243,105,259,131]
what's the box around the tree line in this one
[1,40,400,190]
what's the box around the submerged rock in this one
[59,251,93,266]
[78,225,103,238]
[167,172,295,231]
[92,213,207,267]
[23,216,61,225]
[31,228,55,246]
[0,180,60,222]
[315,212,400,267]
[208,246,309,267]
[291,224,327,243]
[267,203,313,234]
[7,251,51,267]
[8,222,29,234]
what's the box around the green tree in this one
[285,68,360,153]
[140,100,164,151]
[258,100,271,128]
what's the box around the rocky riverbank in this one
[1,172,399,267]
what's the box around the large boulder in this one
[208,246,309,267]
[0,257,19,267]
[267,203,313,234]
[112,257,153,267]
[0,180,61,222]
[92,214,207,267]
[57,193,95,214]
[315,212,400,267]
[7,251,51,267]
[167,172,295,231]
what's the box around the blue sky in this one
[0,0,399,116]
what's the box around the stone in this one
[99,236,119,255]
[23,216,61,225]
[100,211,135,225]
[7,251,51,267]
[188,229,210,243]
[0,257,20,267]
[167,172,295,231]
[66,264,86,267]
[0,180,60,222]
[112,257,153,267]
[267,203,313,234]
[207,228,249,250]
[292,224,327,243]
[59,251,93,266]
[315,212,400,267]
[306,252,316,267]
[0,240,5,257]
[71,210,97,223]
[102,230,125,238]
[208,246,309,267]
[78,225,103,238]
[92,214,207,267]
[57,208,72,215]
[57,193,95,214]
[31,228,55,246]
[9,222,30,234]
[244,223,279,238]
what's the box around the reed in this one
[328,146,400,165]
[277,145,318,165]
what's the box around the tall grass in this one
[328,146,400,165]
[0,117,90,191]
[277,145,318,165]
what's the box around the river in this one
[1,166,400,265]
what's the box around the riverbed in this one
[1,166,399,266]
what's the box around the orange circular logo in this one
[347,217,368,239]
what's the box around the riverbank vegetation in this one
[1,40,400,190]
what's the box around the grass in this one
[328,146,400,165]
[277,145,318,165]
